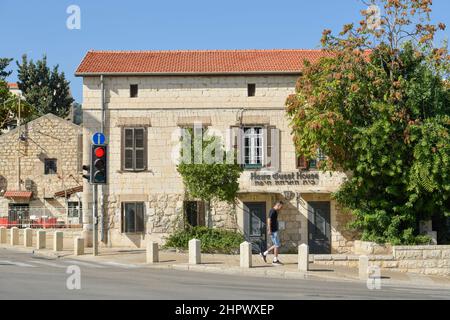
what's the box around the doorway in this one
[243,202,267,253]
[308,201,331,254]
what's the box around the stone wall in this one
[313,245,450,276]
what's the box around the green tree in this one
[177,128,243,226]
[0,79,33,133]
[286,0,450,244]
[17,55,74,118]
[0,58,13,80]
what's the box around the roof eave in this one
[74,71,302,77]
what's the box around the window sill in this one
[117,170,151,174]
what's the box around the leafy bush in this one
[164,226,245,254]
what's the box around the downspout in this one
[100,75,105,242]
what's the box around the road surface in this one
[0,249,449,300]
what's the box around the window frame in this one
[121,202,145,234]
[44,158,58,175]
[243,126,264,169]
[122,127,147,172]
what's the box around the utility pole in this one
[92,184,98,256]
[17,96,21,190]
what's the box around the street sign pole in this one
[92,183,98,256]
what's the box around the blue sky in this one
[1,0,449,102]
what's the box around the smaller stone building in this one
[0,114,83,227]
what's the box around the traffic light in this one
[91,144,107,184]
[82,165,91,182]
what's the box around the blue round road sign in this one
[92,132,106,145]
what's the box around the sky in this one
[1,0,449,103]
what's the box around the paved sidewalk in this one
[4,244,449,290]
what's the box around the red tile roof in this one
[75,49,330,75]
[54,186,83,198]
[3,191,33,199]
[8,83,18,89]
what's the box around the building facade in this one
[0,114,83,227]
[76,50,357,254]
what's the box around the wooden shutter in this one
[197,201,206,226]
[229,126,243,166]
[297,155,309,170]
[263,125,279,170]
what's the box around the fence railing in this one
[0,207,83,229]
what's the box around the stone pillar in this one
[24,228,33,247]
[74,237,84,256]
[0,227,6,244]
[10,227,19,246]
[146,240,159,264]
[189,239,201,265]
[359,255,369,280]
[298,244,309,272]
[240,241,252,268]
[53,231,63,252]
[37,230,46,249]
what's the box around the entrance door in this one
[308,201,331,254]
[243,202,267,254]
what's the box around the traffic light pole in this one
[92,184,98,256]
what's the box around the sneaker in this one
[260,252,267,263]
[272,260,284,266]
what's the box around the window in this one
[247,84,256,97]
[184,201,206,227]
[122,128,147,171]
[44,159,57,175]
[243,127,263,168]
[130,84,138,98]
[297,149,327,170]
[121,202,145,233]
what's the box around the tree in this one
[0,79,33,133]
[17,55,74,118]
[177,128,243,227]
[0,58,13,80]
[286,0,450,244]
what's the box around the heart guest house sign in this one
[250,172,319,186]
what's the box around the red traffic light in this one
[95,147,105,158]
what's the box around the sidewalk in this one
[8,244,450,290]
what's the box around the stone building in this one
[0,114,83,227]
[76,49,357,253]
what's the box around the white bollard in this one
[189,239,201,265]
[53,231,63,252]
[74,237,84,256]
[146,240,159,264]
[240,241,252,268]
[37,230,46,249]
[298,244,309,272]
[359,255,369,280]
[0,227,6,244]
[10,227,19,246]
[24,228,33,247]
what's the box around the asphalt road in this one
[0,249,449,300]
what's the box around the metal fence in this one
[0,206,82,229]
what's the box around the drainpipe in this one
[99,75,105,243]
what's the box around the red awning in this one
[3,191,33,199]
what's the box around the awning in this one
[3,191,33,199]
[54,186,83,198]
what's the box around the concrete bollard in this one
[0,227,6,244]
[10,227,19,246]
[146,240,159,264]
[359,255,369,280]
[298,244,309,272]
[189,239,201,265]
[74,237,84,256]
[240,241,252,268]
[24,228,33,247]
[37,230,46,249]
[53,231,63,252]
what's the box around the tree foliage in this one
[286,0,450,244]
[0,58,13,80]
[17,55,74,118]
[177,128,243,204]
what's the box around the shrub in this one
[164,226,245,254]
